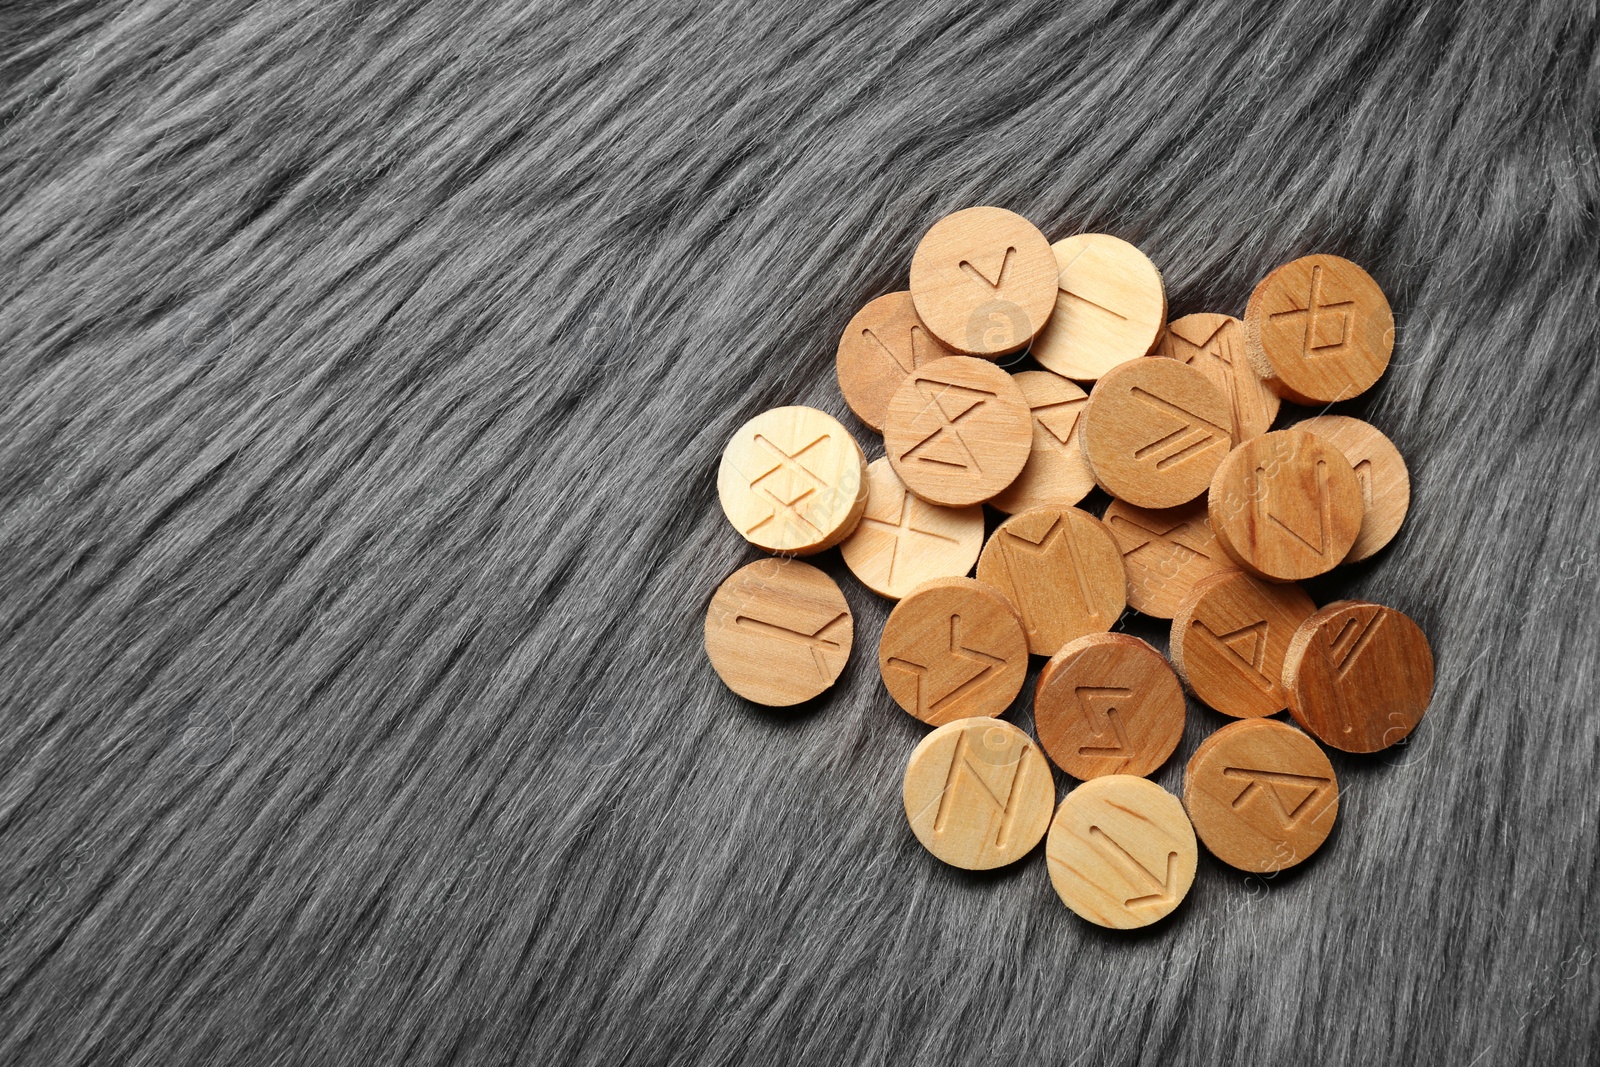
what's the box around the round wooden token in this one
[988,370,1095,514]
[1283,600,1434,753]
[975,507,1126,657]
[1102,498,1236,619]
[1169,570,1316,719]
[835,291,960,431]
[878,577,1029,725]
[903,717,1055,869]
[1046,775,1197,929]
[704,558,853,706]
[1294,415,1411,562]
[1034,633,1185,780]
[1152,313,1280,443]
[717,406,868,555]
[839,459,984,599]
[882,356,1031,507]
[1031,234,1166,382]
[1244,254,1394,405]
[907,207,1058,357]
[1208,429,1363,581]
[1184,719,1338,873]
[1079,357,1233,509]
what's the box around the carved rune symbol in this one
[1130,388,1231,469]
[1191,618,1272,689]
[1088,824,1179,908]
[1168,319,1245,433]
[863,323,931,375]
[959,246,1015,289]
[886,614,1006,717]
[1055,243,1128,322]
[1074,686,1133,759]
[1323,608,1385,676]
[1268,264,1357,357]
[858,493,960,586]
[1253,459,1334,555]
[733,612,850,679]
[934,728,1032,847]
[900,381,995,471]
[1031,397,1087,456]
[1222,767,1334,827]
[746,433,832,536]
[1107,513,1213,566]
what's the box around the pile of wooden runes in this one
[704,206,1433,929]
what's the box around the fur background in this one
[1,0,1597,1063]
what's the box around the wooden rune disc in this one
[1152,313,1280,443]
[839,458,984,600]
[1034,633,1185,780]
[1101,497,1236,619]
[1294,415,1411,562]
[1208,429,1363,581]
[1046,775,1197,929]
[907,207,1059,357]
[902,717,1055,869]
[1184,718,1339,873]
[988,370,1095,514]
[975,507,1127,657]
[704,558,853,706]
[878,577,1029,725]
[835,291,959,432]
[1079,357,1233,509]
[882,356,1032,507]
[1169,570,1316,719]
[1031,234,1167,382]
[1283,600,1434,753]
[717,405,868,555]
[1244,254,1394,405]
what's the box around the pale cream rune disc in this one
[1046,775,1198,929]
[1032,234,1166,382]
[717,406,868,554]
[903,717,1055,869]
[839,459,984,599]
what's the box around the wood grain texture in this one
[1152,313,1280,442]
[1184,719,1338,873]
[1169,570,1317,718]
[907,207,1058,357]
[1032,234,1166,381]
[717,405,868,554]
[902,717,1055,869]
[1208,428,1363,581]
[1244,254,1394,404]
[839,458,984,599]
[1046,775,1197,929]
[1294,414,1411,562]
[988,370,1095,514]
[1034,633,1184,780]
[975,507,1127,656]
[1102,498,1236,618]
[883,355,1031,506]
[1079,357,1233,508]
[835,291,959,431]
[704,558,854,706]
[1283,600,1435,753]
[878,577,1028,724]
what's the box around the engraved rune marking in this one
[1074,686,1133,759]
[1031,397,1087,455]
[1268,264,1357,357]
[863,323,930,375]
[1190,618,1272,690]
[900,381,995,472]
[1107,513,1213,565]
[934,728,1031,847]
[1253,458,1334,555]
[996,516,1103,637]
[1130,388,1231,469]
[1059,288,1129,320]
[858,493,960,586]
[734,612,850,679]
[959,246,1015,289]
[887,614,1006,716]
[1222,767,1334,827]
[1169,320,1244,435]
[1088,826,1179,908]
[1324,608,1384,675]
[746,433,831,535]
[1353,458,1374,510]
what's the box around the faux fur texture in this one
[1,1,1597,1063]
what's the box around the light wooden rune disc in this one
[1283,600,1434,753]
[839,459,984,599]
[1034,633,1185,780]
[704,558,853,706]
[1101,498,1235,619]
[1208,429,1362,581]
[878,577,1029,725]
[1031,234,1166,381]
[1244,254,1394,405]
[903,717,1055,869]
[717,406,868,554]
[1294,415,1411,562]
[1046,775,1197,929]
[975,507,1127,656]
[882,356,1032,507]
[908,206,1059,357]
[1152,313,1280,443]
[988,370,1095,515]
[835,291,959,431]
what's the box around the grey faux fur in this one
[1,0,1597,1063]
